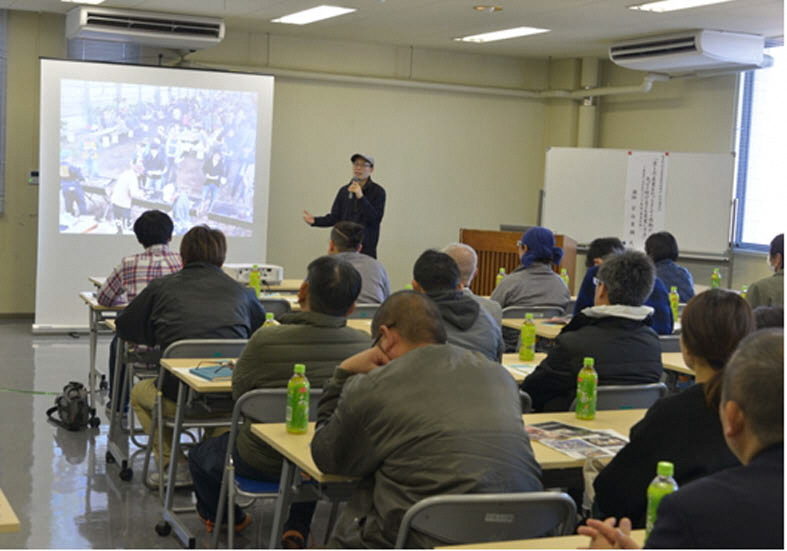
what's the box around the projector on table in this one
[222,263,284,286]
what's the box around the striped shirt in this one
[97,244,182,306]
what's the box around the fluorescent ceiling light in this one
[455,26,550,43]
[272,5,356,25]
[61,0,106,4]
[629,0,734,13]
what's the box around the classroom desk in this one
[438,529,646,549]
[88,275,106,288]
[346,318,372,334]
[661,352,694,376]
[501,352,546,383]
[251,409,645,546]
[157,359,234,548]
[0,489,20,533]
[262,278,304,293]
[78,291,125,417]
[524,410,645,470]
[501,318,565,340]
[251,423,356,548]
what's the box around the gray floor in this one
[0,319,332,549]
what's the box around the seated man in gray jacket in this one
[188,255,371,544]
[311,291,543,548]
[328,221,391,303]
[412,249,504,361]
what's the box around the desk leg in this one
[106,338,131,480]
[269,459,296,549]
[160,381,196,548]
[88,307,98,415]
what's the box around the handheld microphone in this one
[348,177,360,199]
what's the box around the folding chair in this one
[212,387,333,549]
[394,491,576,548]
[519,390,533,414]
[260,297,292,317]
[569,382,668,411]
[142,339,248,501]
[347,303,380,319]
[658,334,681,353]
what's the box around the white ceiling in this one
[0,0,783,58]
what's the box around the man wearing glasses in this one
[303,153,386,258]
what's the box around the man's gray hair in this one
[722,329,783,448]
[597,249,655,306]
[442,242,477,286]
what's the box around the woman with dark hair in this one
[747,233,784,308]
[592,289,755,528]
[645,231,695,302]
[490,226,570,310]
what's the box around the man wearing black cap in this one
[303,153,386,258]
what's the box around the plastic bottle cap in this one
[252,264,259,268]
[583,357,595,367]
[525,313,534,320]
[670,286,677,292]
[293,363,305,374]
[266,312,275,320]
[656,461,674,477]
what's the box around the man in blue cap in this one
[303,153,386,258]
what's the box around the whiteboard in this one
[542,147,735,255]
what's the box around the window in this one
[734,45,785,250]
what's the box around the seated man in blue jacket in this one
[522,249,663,412]
[574,237,673,335]
[579,328,783,549]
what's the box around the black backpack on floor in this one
[47,381,92,431]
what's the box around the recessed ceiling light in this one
[629,0,734,13]
[455,26,550,43]
[473,5,503,12]
[271,5,356,25]
[61,0,106,4]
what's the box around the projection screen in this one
[35,59,274,332]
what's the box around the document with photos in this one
[526,421,629,459]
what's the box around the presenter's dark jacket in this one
[521,305,663,412]
[645,444,783,549]
[574,265,674,335]
[116,262,265,401]
[311,178,385,258]
[593,383,740,528]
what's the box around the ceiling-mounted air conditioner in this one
[65,6,225,50]
[609,30,771,75]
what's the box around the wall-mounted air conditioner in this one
[609,30,771,75]
[65,7,225,50]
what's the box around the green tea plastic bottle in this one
[495,267,506,287]
[645,461,678,542]
[740,284,748,300]
[710,268,722,289]
[286,364,309,434]
[575,357,597,420]
[560,268,570,290]
[519,313,536,361]
[263,312,279,327]
[249,264,261,298]
[669,286,679,323]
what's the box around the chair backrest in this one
[501,306,564,319]
[569,382,668,411]
[347,303,380,319]
[394,491,576,548]
[162,339,248,359]
[260,297,292,316]
[519,390,533,414]
[563,299,577,316]
[659,334,681,353]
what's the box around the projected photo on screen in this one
[59,80,258,236]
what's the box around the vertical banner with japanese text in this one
[623,151,668,250]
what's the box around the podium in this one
[460,229,577,296]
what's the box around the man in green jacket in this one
[188,255,370,544]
